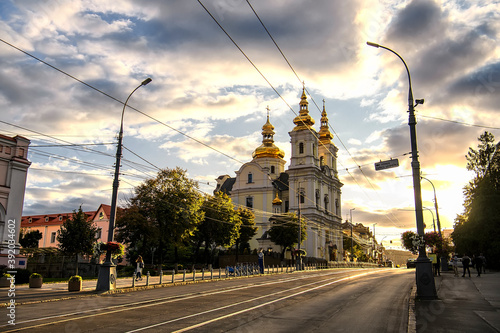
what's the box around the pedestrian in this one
[258,248,264,274]
[136,255,144,281]
[473,254,484,277]
[462,254,471,277]
[451,253,459,277]
[434,255,441,276]
[478,253,486,274]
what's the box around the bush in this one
[68,275,82,282]
[30,273,42,279]
[2,273,11,278]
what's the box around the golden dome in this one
[272,193,282,205]
[293,88,315,131]
[252,108,285,160]
[318,100,333,144]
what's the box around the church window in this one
[285,200,289,212]
[299,142,304,154]
[299,190,305,204]
[247,173,253,183]
[315,190,320,209]
[324,195,329,213]
[320,156,325,166]
[246,197,253,209]
[271,166,275,174]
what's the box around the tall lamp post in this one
[96,78,152,291]
[421,176,447,270]
[350,208,355,262]
[367,42,436,299]
[421,177,441,235]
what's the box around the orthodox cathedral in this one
[215,89,344,261]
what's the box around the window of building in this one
[5,146,11,155]
[59,216,62,221]
[299,142,304,154]
[246,197,253,209]
[320,156,325,166]
[45,216,49,222]
[99,212,104,220]
[285,201,289,212]
[0,145,3,152]
[270,165,275,174]
[96,228,102,239]
[50,232,56,243]
[324,195,329,213]
[247,173,253,183]
[28,217,32,223]
[18,148,25,158]
[316,190,320,209]
[300,190,305,204]
[335,199,339,215]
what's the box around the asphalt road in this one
[1,268,414,332]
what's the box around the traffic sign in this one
[375,159,399,171]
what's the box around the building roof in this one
[21,204,111,228]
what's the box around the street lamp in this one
[367,42,436,299]
[96,78,152,291]
[421,176,441,235]
[350,208,355,262]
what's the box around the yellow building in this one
[216,90,344,261]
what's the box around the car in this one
[406,258,416,268]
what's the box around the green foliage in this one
[235,207,257,253]
[19,229,42,248]
[194,192,241,264]
[116,167,204,265]
[57,207,98,257]
[68,275,82,282]
[30,273,42,278]
[268,213,307,255]
[401,231,424,255]
[453,132,500,269]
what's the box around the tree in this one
[194,192,241,265]
[234,207,257,261]
[117,167,204,271]
[19,229,42,248]
[115,204,159,264]
[452,132,500,268]
[268,213,307,260]
[57,207,98,275]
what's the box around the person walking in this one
[473,254,484,277]
[478,253,486,274]
[451,253,459,277]
[258,248,264,274]
[136,255,144,281]
[462,254,471,277]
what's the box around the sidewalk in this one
[413,269,500,332]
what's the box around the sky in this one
[1,0,499,249]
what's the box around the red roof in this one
[21,210,95,228]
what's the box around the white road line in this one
[128,270,383,332]
[2,269,367,332]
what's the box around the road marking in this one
[1,269,367,332]
[128,270,383,332]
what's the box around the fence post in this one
[202,268,205,280]
[193,269,196,281]
[211,267,213,279]
[172,270,175,283]
[183,269,186,282]
[132,272,136,288]
[159,270,163,284]
[219,267,221,279]
[146,271,150,286]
